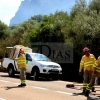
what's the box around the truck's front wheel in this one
[8,67,15,77]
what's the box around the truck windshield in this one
[31,53,51,61]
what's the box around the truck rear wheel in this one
[8,67,15,77]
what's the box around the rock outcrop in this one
[9,0,74,26]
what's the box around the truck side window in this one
[26,54,32,61]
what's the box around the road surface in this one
[0,72,99,100]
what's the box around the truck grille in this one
[48,70,59,73]
[48,65,59,68]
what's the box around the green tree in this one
[89,0,100,14]
[70,0,87,19]
[0,21,11,39]
[29,12,68,43]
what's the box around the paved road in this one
[0,72,100,100]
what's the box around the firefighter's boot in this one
[85,90,90,97]
[82,88,86,94]
[92,89,96,92]
[18,84,26,87]
[92,87,96,92]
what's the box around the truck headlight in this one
[40,64,48,67]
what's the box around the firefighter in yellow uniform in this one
[79,47,96,93]
[14,48,27,87]
[85,56,100,96]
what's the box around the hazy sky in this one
[0,0,90,26]
[0,0,23,26]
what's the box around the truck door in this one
[14,53,20,71]
[25,53,33,73]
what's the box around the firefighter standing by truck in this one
[85,56,100,96]
[13,48,27,87]
[79,47,96,93]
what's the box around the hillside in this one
[9,0,75,26]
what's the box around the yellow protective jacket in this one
[93,56,100,77]
[79,54,96,72]
[14,53,27,70]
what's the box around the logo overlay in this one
[30,42,73,63]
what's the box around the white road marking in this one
[0,98,6,100]
[55,81,83,85]
[0,79,82,96]
[56,91,73,95]
[14,83,19,85]
[54,81,73,84]
[33,86,49,90]
[0,80,9,82]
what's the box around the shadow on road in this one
[73,92,85,96]
[72,93,100,100]
[87,97,100,100]
[4,86,25,90]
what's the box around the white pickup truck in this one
[2,47,62,80]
